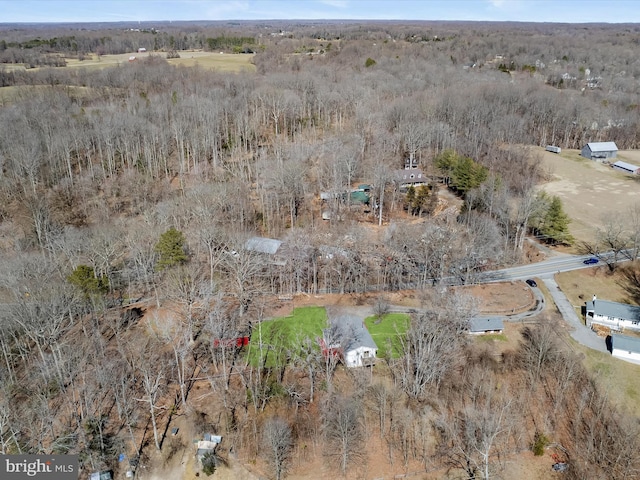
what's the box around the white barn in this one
[585,299,640,332]
[581,142,618,161]
[611,334,640,365]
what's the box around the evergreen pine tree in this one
[155,227,188,270]
[541,196,573,245]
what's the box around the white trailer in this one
[546,145,561,154]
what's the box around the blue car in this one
[583,257,599,265]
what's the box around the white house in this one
[585,299,640,332]
[611,334,640,365]
[343,327,378,367]
[324,314,377,368]
[469,317,504,335]
[580,142,618,161]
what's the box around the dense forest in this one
[1,20,640,479]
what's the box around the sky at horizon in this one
[1,0,639,24]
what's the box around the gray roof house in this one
[394,169,428,189]
[611,334,640,365]
[585,299,640,332]
[245,236,282,255]
[244,236,287,266]
[469,317,504,335]
[581,142,618,161]
[325,314,377,367]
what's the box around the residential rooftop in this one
[586,300,640,322]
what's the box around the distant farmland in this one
[5,50,256,73]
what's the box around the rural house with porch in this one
[585,299,640,332]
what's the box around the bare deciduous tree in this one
[395,289,475,399]
[322,395,365,475]
[262,417,293,480]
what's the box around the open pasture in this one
[4,50,255,73]
[538,146,640,245]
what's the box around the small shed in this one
[611,334,640,365]
[581,142,618,161]
[469,317,504,335]
[612,160,640,175]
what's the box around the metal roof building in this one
[612,160,640,175]
[611,334,640,365]
[469,317,504,335]
[245,236,282,255]
[581,142,618,161]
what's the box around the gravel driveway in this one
[541,276,608,353]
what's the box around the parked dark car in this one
[583,257,599,265]
[525,279,537,287]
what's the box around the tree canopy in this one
[67,264,109,298]
[435,149,488,195]
[530,193,573,245]
[154,227,188,270]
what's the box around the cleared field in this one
[5,50,255,73]
[247,306,326,367]
[537,146,640,245]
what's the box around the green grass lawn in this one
[364,313,410,359]
[247,306,327,367]
[574,339,640,417]
[474,333,508,342]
